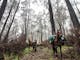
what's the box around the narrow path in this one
[20,47,54,60]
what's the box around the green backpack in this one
[48,35,56,43]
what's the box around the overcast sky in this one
[16,0,80,20]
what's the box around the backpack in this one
[48,35,56,44]
[58,35,65,45]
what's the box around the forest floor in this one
[20,46,73,60]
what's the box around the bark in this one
[2,0,20,43]
[65,0,80,58]
[48,0,55,34]
[62,22,65,36]
[26,15,29,40]
[38,19,43,43]
[0,0,7,21]
[0,0,15,41]
[25,18,27,40]
[65,0,80,28]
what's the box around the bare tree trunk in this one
[62,22,65,36]
[2,0,20,43]
[65,0,80,28]
[65,0,80,59]
[56,0,62,32]
[24,18,27,41]
[44,19,47,40]
[0,0,7,21]
[0,0,15,41]
[24,16,29,41]
[39,19,43,43]
[41,23,43,43]
[26,0,30,41]
[26,15,29,40]
[48,0,55,34]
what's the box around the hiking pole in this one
[60,45,62,60]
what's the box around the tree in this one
[48,0,55,34]
[21,0,30,40]
[55,0,67,35]
[26,15,30,40]
[39,19,43,43]
[2,0,20,43]
[65,0,80,28]
[65,0,80,58]
[0,0,15,41]
[0,0,7,21]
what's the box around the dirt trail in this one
[20,46,71,60]
[20,47,55,60]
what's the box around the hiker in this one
[48,31,65,57]
[56,30,61,46]
[56,30,65,46]
[32,40,37,52]
[56,30,65,59]
[48,34,58,57]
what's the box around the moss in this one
[23,47,32,54]
[49,57,53,60]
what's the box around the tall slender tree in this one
[0,0,15,41]
[55,0,67,35]
[2,0,20,43]
[21,0,30,40]
[65,0,80,57]
[48,0,55,34]
[26,15,29,40]
[0,0,7,21]
[25,0,30,41]
[65,0,80,28]
[39,19,43,43]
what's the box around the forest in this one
[0,0,80,60]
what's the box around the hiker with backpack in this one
[48,30,65,58]
[56,30,63,59]
[48,34,58,57]
[56,30,66,59]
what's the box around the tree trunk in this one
[25,18,27,41]
[65,0,80,58]
[0,0,7,21]
[40,23,43,43]
[0,0,15,41]
[65,0,80,28]
[2,0,20,43]
[26,15,29,40]
[48,0,55,34]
